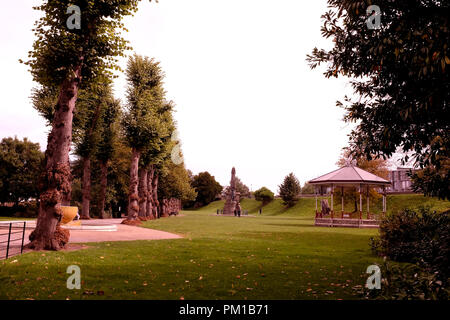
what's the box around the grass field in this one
[0,217,35,221]
[0,194,448,300]
[206,193,450,217]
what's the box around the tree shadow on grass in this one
[263,223,315,228]
[235,230,374,242]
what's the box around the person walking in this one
[236,203,241,217]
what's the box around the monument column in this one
[223,167,239,215]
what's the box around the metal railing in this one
[0,221,26,260]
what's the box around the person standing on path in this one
[236,203,242,217]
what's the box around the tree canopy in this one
[0,137,44,204]
[278,173,301,207]
[73,81,114,159]
[21,0,145,88]
[96,97,122,165]
[191,172,223,207]
[158,162,197,205]
[254,187,274,204]
[235,177,251,198]
[122,55,168,153]
[23,0,153,250]
[301,182,315,195]
[307,0,450,199]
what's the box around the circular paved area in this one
[1,219,182,256]
[64,219,182,243]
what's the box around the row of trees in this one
[32,53,197,224]
[0,134,392,219]
[124,55,197,222]
[20,0,198,250]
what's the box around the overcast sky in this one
[0,0,360,194]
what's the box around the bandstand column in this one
[341,187,344,218]
[315,187,318,218]
[359,184,362,220]
[330,184,334,219]
[367,186,370,219]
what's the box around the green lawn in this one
[0,194,448,300]
[0,217,35,221]
[239,194,450,217]
[205,194,449,217]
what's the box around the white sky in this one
[0,0,359,194]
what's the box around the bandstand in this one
[309,164,391,228]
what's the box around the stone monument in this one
[223,167,240,215]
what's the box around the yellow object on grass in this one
[60,206,79,225]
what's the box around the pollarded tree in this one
[31,81,121,217]
[22,0,147,250]
[278,173,301,207]
[158,161,197,209]
[139,139,167,220]
[73,81,113,219]
[154,127,190,218]
[98,136,132,218]
[147,133,175,219]
[96,97,122,218]
[307,0,450,200]
[136,99,176,220]
[31,85,74,206]
[122,55,168,223]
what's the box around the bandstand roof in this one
[309,165,390,187]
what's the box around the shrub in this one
[254,187,274,204]
[3,201,39,218]
[371,208,450,281]
[359,260,449,300]
[0,137,44,204]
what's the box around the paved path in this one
[1,219,182,259]
[66,219,182,243]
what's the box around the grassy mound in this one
[197,194,449,218]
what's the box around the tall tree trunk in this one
[161,199,168,218]
[61,158,72,206]
[99,160,108,219]
[138,168,148,220]
[151,173,159,219]
[80,156,91,219]
[124,148,141,223]
[80,102,103,218]
[146,166,154,219]
[26,66,82,251]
